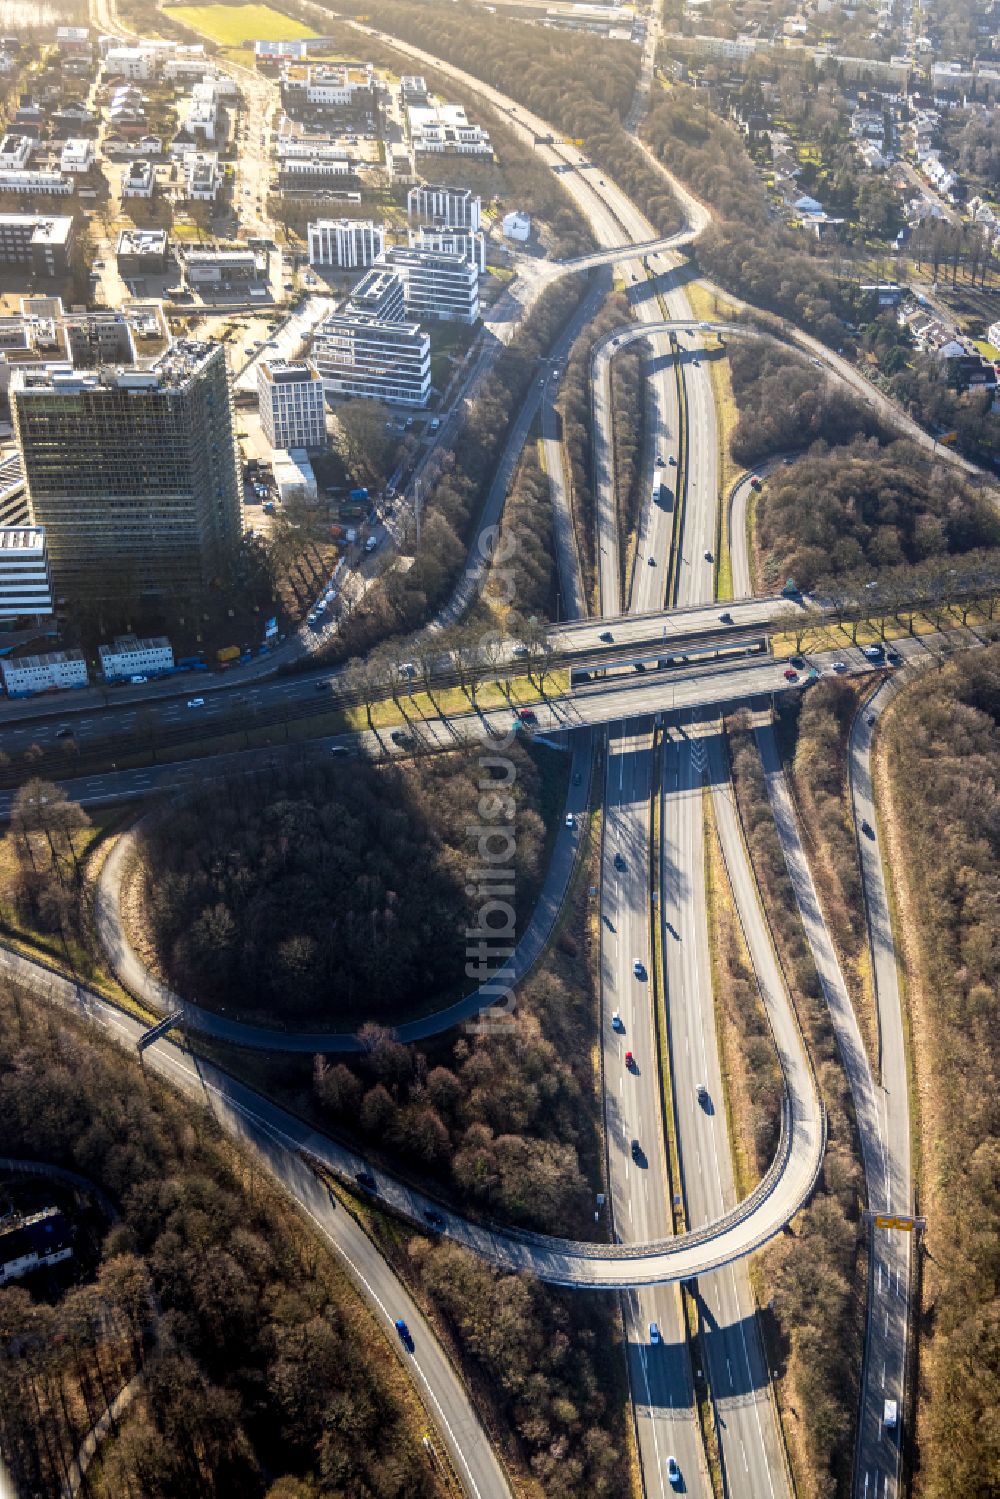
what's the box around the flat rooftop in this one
[0,525,44,554]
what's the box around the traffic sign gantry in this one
[868,1213,926,1233]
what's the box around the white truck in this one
[883,1399,898,1430]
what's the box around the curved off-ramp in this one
[1,933,823,1289]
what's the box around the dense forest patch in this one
[756,439,1000,591]
[0,983,442,1499]
[139,746,559,1029]
[884,646,1000,1499]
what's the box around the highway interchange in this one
[3,9,949,1498]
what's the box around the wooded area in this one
[557,288,642,607]
[727,340,880,465]
[140,748,552,1029]
[313,808,604,1239]
[755,439,1000,591]
[728,717,865,1499]
[884,647,1000,1499]
[0,984,441,1499]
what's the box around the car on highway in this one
[648,555,656,566]
[422,1209,446,1231]
[667,1456,681,1487]
[633,960,646,980]
[649,1322,660,1344]
[354,1170,377,1192]
[862,645,884,660]
[668,454,676,464]
[887,649,902,665]
[861,819,875,839]
[655,455,665,466]
[394,1318,415,1352]
[573,771,581,785]
[614,852,626,871]
[565,813,575,829]
[697,1083,710,1106]
[832,661,848,673]
[630,1137,642,1161]
[866,712,876,725]
[704,549,714,562]
[599,630,613,643]
[625,1050,635,1071]
[611,1010,624,1031]
[517,707,537,724]
[783,667,799,681]
[512,643,529,657]
[55,726,73,737]
[186,697,205,708]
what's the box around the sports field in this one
[168,3,317,44]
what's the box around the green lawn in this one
[167,3,317,44]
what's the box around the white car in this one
[611,1010,624,1032]
[186,697,205,708]
[667,1455,681,1487]
[649,1322,661,1344]
[565,813,575,829]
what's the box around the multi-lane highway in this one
[19,15,932,1497]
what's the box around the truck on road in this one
[883,1400,897,1430]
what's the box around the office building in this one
[12,341,243,600]
[0,525,52,618]
[258,358,326,449]
[346,265,406,322]
[0,454,27,526]
[308,217,384,269]
[312,312,430,407]
[98,633,174,681]
[2,649,87,695]
[0,214,74,277]
[407,102,492,157]
[117,227,169,277]
[409,224,486,272]
[182,246,265,286]
[382,245,480,324]
[407,184,481,230]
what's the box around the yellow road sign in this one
[874,1214,920,1231]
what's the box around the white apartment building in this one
[257,358,327,449]
[0,134,32,171]
[183,150,220,200]
[408,184,481,231]
[381,245,480,324]
[98,633,174,682]
[2,648,87,696]
[60,138,95,173]
[409,224,486,272]
[121,159,154,198]
[308,217,384,268]
[0,526,52,619]
[407,103,492,156]
[0,171,72,197]
[105,45,156,80]
[312,311,431,406]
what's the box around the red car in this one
[625,1051,635,1071]
[749,474,762,490]
[783,667,798,681]
[517,708,537,724]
